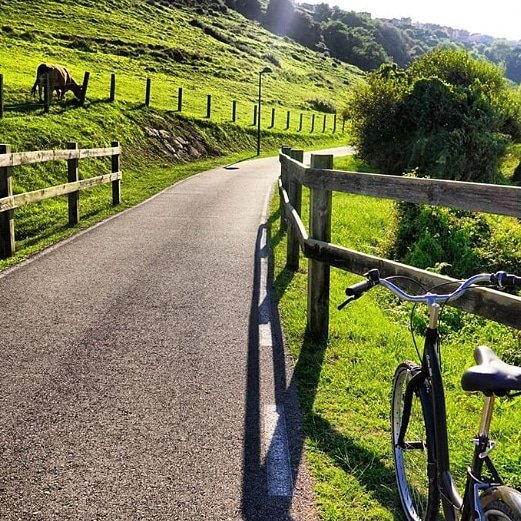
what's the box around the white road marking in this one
[264,404,294,496]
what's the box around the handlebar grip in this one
[491,271,521,288]
[345,279,376,296]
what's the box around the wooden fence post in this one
[206,94,212,118]
[298,113,303,132]
[111,141,121,205]
[44,73,51,113]
[177,87,183,112]
[307,154,333,340]
[253,104,257,126]
[109,73,116,102]
[270,107,275,128]
[333,113,337,134]
[232,100,237,122]
[0,144,15,258]
[80,71,90,107]
[279,145,291,232]
[67,142,79,227]
[286,110,290,130]
[342,117,346,133]
[286,148,304,271]
[0,74,4,119]
[145,78,151,106]
[311,114,316,133]
[322,114,327,133]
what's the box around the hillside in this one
[0,0,362,121]
[0,0,359,264]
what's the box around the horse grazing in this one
[30,63,83,102]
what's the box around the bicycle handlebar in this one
[339,269,521,310]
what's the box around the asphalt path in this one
[0,147,351,520]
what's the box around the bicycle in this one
[338,268,521,521]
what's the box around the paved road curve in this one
[0,148,350,520]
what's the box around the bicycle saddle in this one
[461,345,521,396]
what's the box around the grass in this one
[0,0,357,267]
[270,155,521,520]
[0,0,363,130]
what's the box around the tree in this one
[230,0,261,20]
[348,49,521,182]
[289,10,321,48]
[265,0,295,35]
[312,2,332,23]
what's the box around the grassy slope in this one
[271,156,520,520]
[0,0,359,268]
[0,0,363,125]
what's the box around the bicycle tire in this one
[483,501,521,520]
[391,361,439,521]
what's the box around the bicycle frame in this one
[345,270,521,520]
[412,301,521,521]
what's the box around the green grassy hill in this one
[0,0,362,123]
[0,0,361,266]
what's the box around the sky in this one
[300,0,521,41]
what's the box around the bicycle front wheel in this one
[483,501,521,520]
[391,362,439,521]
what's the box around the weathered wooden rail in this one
[278,146,521,338]
[0,142,121,258]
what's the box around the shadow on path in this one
[243,203,400,519]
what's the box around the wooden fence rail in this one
[278,148,521,338]
[0,142,121,258]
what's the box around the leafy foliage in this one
[347,49,521,182]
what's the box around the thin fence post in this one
[342,117,346,133]
[177,87,183,112]
[80,71,90,107]
[286,148,304,271]
[298,113,303,132]
[322,114,327,133]
[232,100,237,122]
[333,113,337,134]
[109,73,116,102]
[44,73,51,113]
[0,74,4,119]
[311,114,315,133]
[307,154,333,340]
[0,144,15,258]
[111,141,121,206]
[145,78,151,106]
[279,145,291,232]
[270,107,275,128]
[67,142,79,227]
[206,94,212,118]
[253,104,257,126]
[286,110,290,130]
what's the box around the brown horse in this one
[30,63,83,101]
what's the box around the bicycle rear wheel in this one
[391,362,439,521]
[483,501,521,520]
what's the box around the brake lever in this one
[337,294,360,310]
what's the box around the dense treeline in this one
[160,0,521,83]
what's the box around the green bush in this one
[347,49,521,182]
[383,202,521,279]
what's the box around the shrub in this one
[383,202,521,279]
[307,98,336,113]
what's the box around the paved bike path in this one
[0,147,350,520]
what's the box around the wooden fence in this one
[0,73,341,133]
[278,147,521,339]
[0,142,121,258]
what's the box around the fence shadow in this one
[267,198,400,518]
